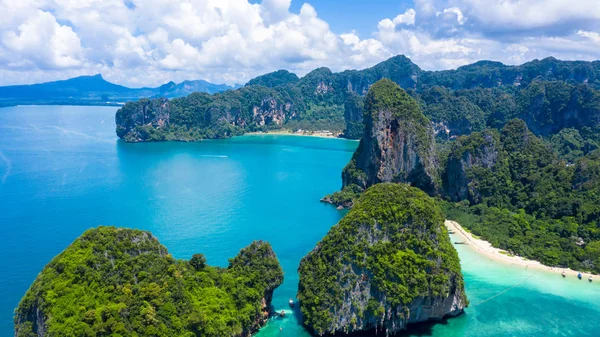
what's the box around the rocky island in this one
[14,227,283,337]
[299,183,467,336]
[323,79,439,208]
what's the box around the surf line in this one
[474,274,535,307]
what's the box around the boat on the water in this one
[562,271,566,278]
[590,276,593,282]
[578,273,582,280]
[289,299,295,308]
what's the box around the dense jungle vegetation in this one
[115,55,600,273]
[442,119,600,273]
[14,227,283,337]
[116,55,600,142]
[298,183,466,335]
[324,74,600,275]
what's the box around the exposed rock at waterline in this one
[299,183,468,336]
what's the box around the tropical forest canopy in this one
[14,227,283,337]
[115,55,600,142]
[330,81,600,275]
[113,55,600,275]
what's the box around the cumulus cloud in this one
[439,7,466,25]
[373,0,600,71]
[261,0,292,24]
[2,9,83,69]
[394,9,417,26]
[0,0,600,87]
[0,0,391,86]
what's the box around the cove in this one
[0,105,599,337]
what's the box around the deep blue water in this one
[0,105,599,337]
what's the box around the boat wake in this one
[0,151,11,184]
[474,274,535,306]
[198,155,228,158]
[42,125,114,143]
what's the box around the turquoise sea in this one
[0,105,598,337]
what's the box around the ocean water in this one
[0,105,598,337]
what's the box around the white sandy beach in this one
[445,220,596,280]
[245,130,344,139]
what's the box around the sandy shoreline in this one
[245,130,345,139]
[445,220,596,280]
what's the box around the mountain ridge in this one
[113,54,600,143]
[0,74,239,107]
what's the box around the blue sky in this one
[283,0,414,37]
[1,0,599,87]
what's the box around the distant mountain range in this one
[0,74,241,107]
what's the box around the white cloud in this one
[578,30,600,44]
[454,0,600,30]
[0,0,600,87]
[372,1,600,71]
[261,0,292,24]
[440,7,466,25]
[504,44,530,64]
[415,0,436,17]
[393,9,416,26]
[340,31,391,65]
[2,9,83,69]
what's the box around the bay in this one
[0,105,598,337]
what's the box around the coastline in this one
[245,130,353,140]
[445,220,596,280]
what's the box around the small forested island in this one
[14,227,283,337]
[325,78,600,275]
[114,55,600,143]
[298,183,467,336]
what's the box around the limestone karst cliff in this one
[443,119,557,205]
[444,129,501,203]
[115,87,293,142]
[114,55,600,143]
[299,183,467,336]
[323,79,439,208]
[342,79,439,194]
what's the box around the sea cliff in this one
[342,79,438,194]
[324,79,439,208]
[299,183,467,336]
[114,55,600,144]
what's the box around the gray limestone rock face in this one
[342,79,439,196]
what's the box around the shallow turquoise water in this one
[0,105,598,337]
